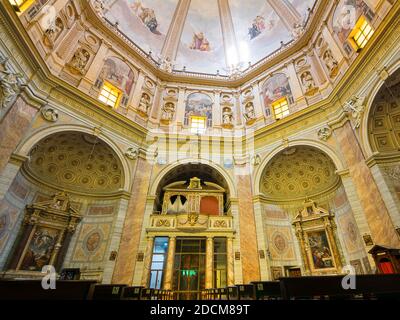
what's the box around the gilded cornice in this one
[0,0,399,153]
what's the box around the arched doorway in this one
[142,162,235,300]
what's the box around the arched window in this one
[185,93,213,133]
[262,73,293,120]
[97,57,135,108]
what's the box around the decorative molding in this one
[41,105,59,122]
[342,96,366,129]
[317,125,332,141]
[125,147,138,160]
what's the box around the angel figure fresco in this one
[130,1,161,35]
[189,32,211,52]
[249,15,266,39]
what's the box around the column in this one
[253,83,265,118]
[150,82,165,120]
[227,237,235,286]
[161,0,192,60]
[141,236,155,287]
[266,0,302,32]
[130,71,146,109]
[285,62,307,109]
[334,121,400,247]
[79,41,109,91]
[234,92,243,126]
[0,97,39,175]
[235,164,261,284]
[163,236,176,290]
[205,236,214,289]
[176,86,186,127]
[218,0,240,67]
[112,151,154,285]
[0,154,27,202]
[213,90,221,126]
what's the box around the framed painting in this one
[19,225,60,271]
[306,230,336,271]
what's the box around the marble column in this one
[0,154,27,202]
[150,82,165,120]
[235,164,261,283]
[141,236,155,287]
[227,236,235,286]
[163,236,176,290]
[0,97,38,175]
[205,236,214,289]
[112,152,154,285]
[161,0,192,60]
[266,0,302,32]
[335,121,400,247]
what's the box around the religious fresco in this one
[229,0,292,66]
[99,57,135,95]
[332,0,376,44]
[262,73,293,114]
[307,230,334,270]
[20,226,60,271]
[175,0,225,74]
[184,93,213,127]
[105,0,178,56]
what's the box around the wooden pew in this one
[89,284,127,300]
[0,280,96,300]
[121,286,144,300]
[251,281,281,300]
[279,275,400,300]
[237,284,254,300]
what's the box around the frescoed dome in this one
[102,0,317,75]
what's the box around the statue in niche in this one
[222,106,233,128]
[68,48,90,75]
[292,22,305,39]
[92,0,105,17]
[160,56,173,73]
[343,96,365,129]
[244,101,256,124]
[0,58,23,110]
[161,102,175,123]
[43,17,64,48]
[137,93,151,116]
[323,49,339,77]
[301,71,318,96]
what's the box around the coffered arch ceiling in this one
[103,0,316,75]
[25,132,125,195]
[260,146,339,201]
[368,68,400,153]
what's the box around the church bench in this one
[0,279,97,300]
[251,281,281,300]
[89,284,127,300]
[237,284,254,300]
[279,275,400,300]
[121,286,144,300]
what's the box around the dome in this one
[102,0,317,75]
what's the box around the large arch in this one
[14,124,132,192]
[360,61,400,158]
[149,157,237,199]
[253,139,346,195]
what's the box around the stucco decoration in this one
[261,146,339,201]
[26,132,124,194]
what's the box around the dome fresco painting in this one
[104,0,317,74]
